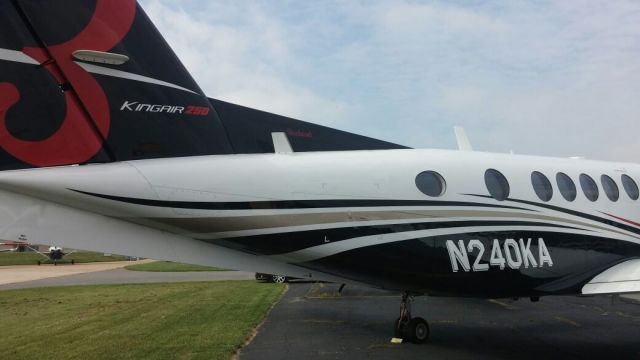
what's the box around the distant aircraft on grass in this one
[0,243,18,253]
[34,246,76,265]
[0,241,74,265]
[0,240,30,253]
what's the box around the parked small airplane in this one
[34,246,75,265]
[0,0,638,343]
[0,241,73,264]
[0,240,30,252]
[0,243,17,253]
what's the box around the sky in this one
[139,0,640,162]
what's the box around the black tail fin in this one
[0,0,232,170]
[0,0,406,171]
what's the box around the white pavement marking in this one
[0,260,149,286]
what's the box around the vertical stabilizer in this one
[0,0,232,170]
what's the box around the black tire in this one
[37,260,41,266]
[403,317,429,344]
[272,274,287,283]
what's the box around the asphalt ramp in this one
[240,282,640,360]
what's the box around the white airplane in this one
[35,246,74,265]
[0,0,639,343]
[0,240,29,253]
[0,244,17,253]
[0,240,72,263]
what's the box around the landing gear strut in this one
[393,291,429,344]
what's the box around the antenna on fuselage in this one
[454,126,473,151]
[272,132,293,153]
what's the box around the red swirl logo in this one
[0,0,136,166]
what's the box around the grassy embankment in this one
[125,261,224,272]
[0,281,285,360]
[0,251,130,266]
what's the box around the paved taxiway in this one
[0,260,149,286]
[241,282,640,360]
[0,264,254,290]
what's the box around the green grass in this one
[125,261,224,272]
[0,251,130,266]
[0,281,285,360]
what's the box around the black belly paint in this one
[296,231,640,297]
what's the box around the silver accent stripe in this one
[175,209,640,241]
[142,207,539,233]
[76,62,198,94]
[0,48,38,65]
[189,216,593,240]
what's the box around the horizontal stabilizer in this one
[582,259,640,295]
[210,98,409,153]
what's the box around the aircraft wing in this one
[582,259,640,295]
[0,186,349,284]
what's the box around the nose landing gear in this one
[393,291,430,344]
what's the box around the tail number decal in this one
[446,238,553,272]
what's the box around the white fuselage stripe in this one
[186,214,639,240]
[75,62,199,94]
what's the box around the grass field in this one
[125,261,224,272]
[0,251,130,266]
[0,281,285,360]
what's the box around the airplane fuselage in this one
[1,148,638,297]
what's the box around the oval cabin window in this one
[485,169,510,201]
[601,175,619,202]
[579,174,599,202]
[556,172,577,202]
[621,174,639,200]
[531,171,553,202]
[415,171,446,197]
